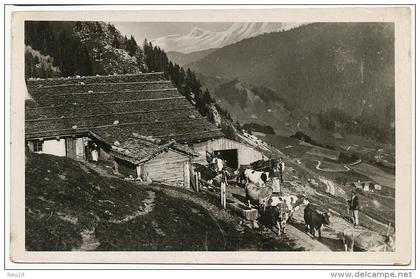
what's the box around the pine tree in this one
[112,36,120,48]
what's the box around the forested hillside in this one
[188,23,395,143]
[25,21,146,77]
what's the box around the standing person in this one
[279,158,285,183]
[348,190,360,227]
[91,143,99,162]
[271,159,281,193]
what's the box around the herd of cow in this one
[194,155,332,240]
[194,154,395,252]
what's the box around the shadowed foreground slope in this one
[25,153,295,251]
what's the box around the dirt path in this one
[108,191,156,224]
[313,159,350,172]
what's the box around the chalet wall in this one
[28,139,66,157]
[193,138,265,166]
[42,139,67,157]
[115,157,137,178]
[143,150,190,188]
[66,138,86,160]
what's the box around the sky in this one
[111,22,233,43]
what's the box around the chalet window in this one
[33,141,43,152]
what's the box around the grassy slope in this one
[26,153,294,251]
[25,152,150,250]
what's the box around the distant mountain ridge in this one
[166,48,218,66]
[188,23,395,142]
[152,22,302,53]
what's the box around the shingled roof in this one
[106,133,199,165]
[25,72,224,144]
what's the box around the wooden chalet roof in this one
[108,135,198,165]
[25,72,224,144]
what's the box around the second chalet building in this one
[25,72,264,187]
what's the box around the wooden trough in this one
[226,201,259,221]
[200,184,259,221]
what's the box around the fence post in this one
[221,181,226,209]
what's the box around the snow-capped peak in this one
[189,27,209,37]
[151,22,303,53]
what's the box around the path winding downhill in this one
[312,159,350,172]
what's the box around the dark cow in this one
[303,204,331,239]
[193,163,217,181]
[260,203,290,237]
[250,158,278,173]
[234,166,248,185]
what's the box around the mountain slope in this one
[25,21,147,78]
[212,79,292,134]
[166,48,218,66]
[188,23,394,142]
[152,22,302,53]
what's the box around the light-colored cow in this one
[342,224,395,252]
[244,169,268,187]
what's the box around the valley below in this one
[262,133,395,231]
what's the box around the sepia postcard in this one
[7,5,413,265]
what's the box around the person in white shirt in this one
[91,143,99,162]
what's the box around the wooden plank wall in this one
[115,157,137,177]
[65,138,85,160]
[144,150,190,187]
[193,138,265,166]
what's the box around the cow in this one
[270,195,296,220]
[270,195,309,221]
[303,204,331,239]
[260,203,290,237]
[270,195,298,209]
[342,224,395,252]
[250,158,278,173]
[245,183,273,211]
[234,166,248,185]
[244,169,268,186]
[193,163,217,182]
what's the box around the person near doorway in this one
[212,151,225,174]
[91,143,99,162]
[348,190,360,227]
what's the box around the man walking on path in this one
[348,190,360,227]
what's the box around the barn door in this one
[183,161,190,189]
